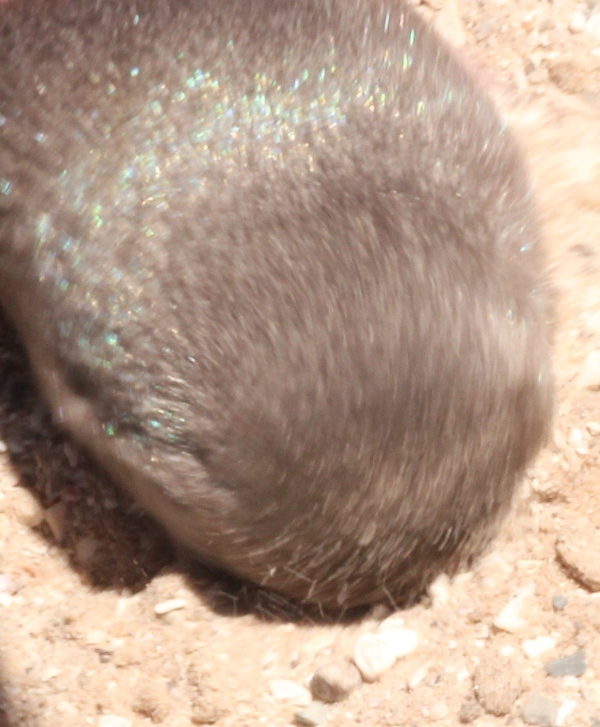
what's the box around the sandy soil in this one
[1,1,600,726]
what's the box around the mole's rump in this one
[0,0,553,607]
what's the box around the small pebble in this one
[153,598,187,615]
[84,630,110,647]
[556,521,600,592]
[459,699,483,723]
[294,702,328,726]
[493,585,535,633]
[473,652,522,716]
[98,717,133,727]
[310,660,362,703]
[568,427,588,455]
[552,595,568,612]
[190,699,220,725]
[544,650,586,678]
[556,700,578,725]
[131,678,172,723]
[429,573,450,606]
[521,694,559,727]
[9,487,44,528]
[522,636,557,660]
[269,679,312,707]
[587,421,600,436]
[352,628,418,682]
[407,663,429,690]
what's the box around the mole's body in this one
[0,0,553,608]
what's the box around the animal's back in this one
[0,0,553,608]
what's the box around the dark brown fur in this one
[0,0,553,608]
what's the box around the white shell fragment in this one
[522,636,557,660]
[352,627,419,682]
[268,679,312,706]
[153,598,187,615]
[493,585,535,633]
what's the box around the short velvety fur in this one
[0,0,553,608]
